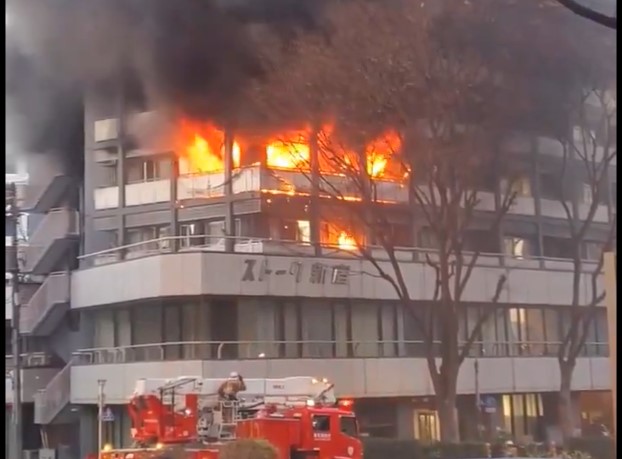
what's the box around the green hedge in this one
[362,437,614,459]
[566,437,615,459]
[362,439,490,459]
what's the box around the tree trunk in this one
[559,360,577,442]
[438,391,459,442]
[432,366,460,443]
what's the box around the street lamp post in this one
[6,182,23,459]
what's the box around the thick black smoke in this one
[5,0,327,162]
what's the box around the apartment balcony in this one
[23,209,80,275]
[20,272,71,336]
[22,176,74,215]
[71,241,605,309]
[5,366,60,405]
[178,165,409,204]
[34,360,73,425]
[68,339,610,404]
[5,352,57,370]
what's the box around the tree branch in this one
[554,0,616,30]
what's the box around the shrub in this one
[219,439,279,459]
[362,438,491,459]
[566,437,614,459]
[362,438,424,459]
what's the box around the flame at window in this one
[265,131,310,170]
[337,231,357,251]
[176,119,240,174]
[365,130,403,179]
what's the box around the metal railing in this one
[20,272,70,334]
[71,340,609,365]
[77,234,602,273]
[5,353,54,369]
[34,359,73,425]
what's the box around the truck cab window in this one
[340,416,358,437]
[312,415,331,432]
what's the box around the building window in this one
[179,222,205,248]
[502,393,544,442]
[126,157,171,183]
[296,220,311,243]
[126,226,170,253]
[582,241,602,261]
[501,176,532,197]
[206,220,225,245]
[583,183,593,205]
[418,227,438,249]
[539,173,562,200]
[542,236,574,259]
[98,165,118,187]
[504,237,530,259]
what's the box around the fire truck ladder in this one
[217,400,241,440]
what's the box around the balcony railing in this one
[21,272,70,335]
[22,175,74,214]
[34,359,73,425]
[5,352,54,369]
[23,209,79,274]
[77,234,602,274]
[71,339,609,366]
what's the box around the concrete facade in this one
[7,82,616,457]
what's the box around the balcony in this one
[34,360,73,424]
[72,238,605,309]
[23,209,80,275]
[178,165,409,204]
[20,272,71,336]
[5,367,59,405]
[68,339,609,404]
[22,176,75,215]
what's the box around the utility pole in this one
[97,379,106,459]
[6,182,23,459]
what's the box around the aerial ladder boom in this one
[129,376,336,444]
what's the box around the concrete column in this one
[170,155,179,252]
[396,400,415,439]
[309,126,321,256]
[116,86,127,251]
[224,129,235,253]
[79,408,97,458]
[531,138,545,264]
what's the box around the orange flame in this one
[266,131,310,170]
[177,120,240,174]
[365,130,402,178]
[337,231,357,251]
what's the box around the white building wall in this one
[70,356,610,405]
[70,252,605,309]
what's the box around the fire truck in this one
[99,375,362,459]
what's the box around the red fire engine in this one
[99,375,362,459]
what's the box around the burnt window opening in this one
[542,236,575,259]
[538,172,563,200]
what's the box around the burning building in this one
[7,0,616,456]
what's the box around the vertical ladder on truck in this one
[218,400,240,440]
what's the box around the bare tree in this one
[243,0,533,442]
[553,84,616,440]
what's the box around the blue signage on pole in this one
[477,396,497,413]
[101,407,115,422]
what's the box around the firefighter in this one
[218,372,246,401]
